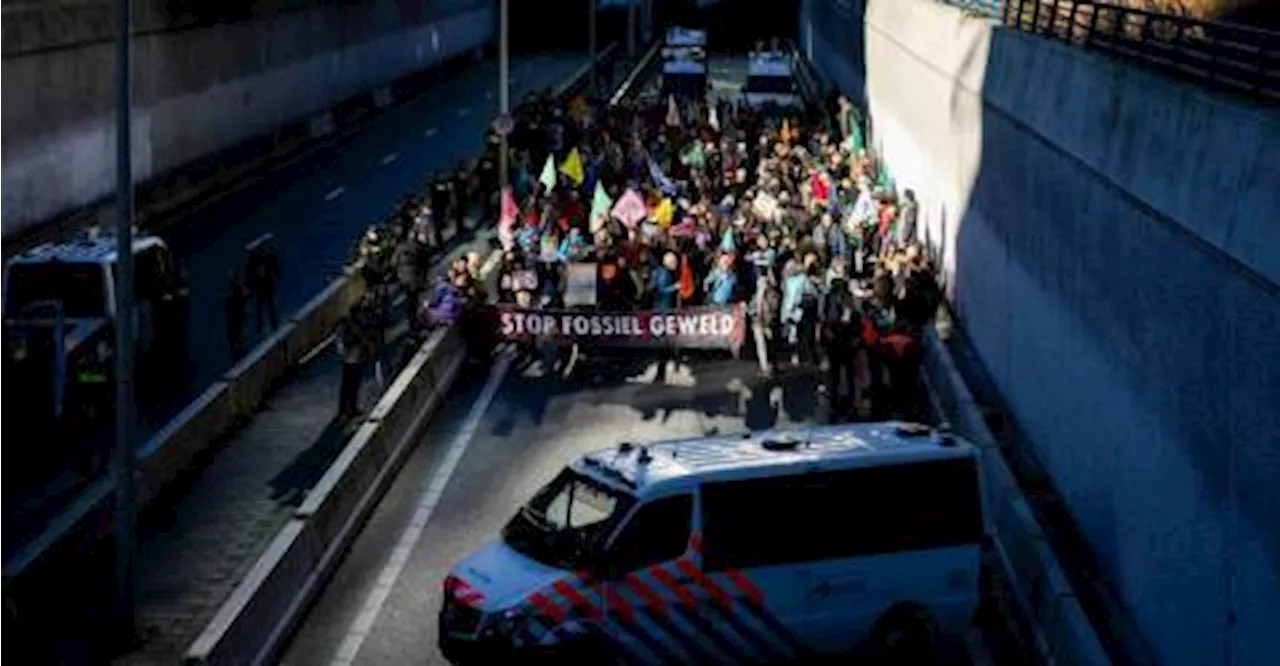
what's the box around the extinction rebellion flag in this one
[489,304,746,350]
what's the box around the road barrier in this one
[184,256,487,666]
[919,327,1111,666]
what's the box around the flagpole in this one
[499,0,510,191]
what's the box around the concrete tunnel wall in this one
[801,1,1280,665]
[1,0,495,239]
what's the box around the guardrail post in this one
[1064,0,1075,42]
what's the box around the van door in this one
[595,491,755,666]
[697,476,821,660]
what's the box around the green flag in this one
[876,160,894,192]
[589,182,613,232]
[842,121,865,155]
[538,154,557,191]
[680,141,705,169]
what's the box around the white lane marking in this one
[485,91,493,100]
[324,186,346,202]
[423,127,438,139]
[456,106,471,117]
[379,152,399,166]
[329,352,513,666]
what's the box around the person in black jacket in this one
[821,276,861,418]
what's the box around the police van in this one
[744,49,801,109]
[3,231,187,475]
[661,27,708,98]
[439,422,985,664]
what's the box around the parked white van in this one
[439,422,985,664]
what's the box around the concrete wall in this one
[1,0,494,238]
[801,1,1280,665]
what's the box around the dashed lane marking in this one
[324,186,346,202]
[329,352,514,666]
[379,152,398,166]
[423,127,438,138]
[456,106,471,117]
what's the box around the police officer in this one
[336,303,368,418]
[430,171,453,241]
[245,239,281,333]
[452,160,471,229]
[478,148,497,222]
[224,269,248,359]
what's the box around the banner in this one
[491,304,746,349]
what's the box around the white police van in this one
[744,49,801,109]
[439,422,986,664]
[661,27,708,98]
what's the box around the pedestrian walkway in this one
[113,233,491,665]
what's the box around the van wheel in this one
[865,602,941,665]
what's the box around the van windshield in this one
[502,468,635,569]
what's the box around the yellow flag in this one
[652,198,675,227]
[559,148,585,186]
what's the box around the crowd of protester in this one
[331,81,944,421]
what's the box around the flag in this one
[652,198,675,228]
[680,142,705,169]
[709,105,720,132]
[678,255,695,301]
[648,158,677,195]
[611,188,648,228]
[670,216,695,238]
[559,148,585,187]
[876,161,893,191]
[781,118,793,145]
[498,186,519,231]
[666,94,680,127]
[589,182,612,233]
[538,154,557,191]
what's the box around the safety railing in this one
[945,0,1280,101]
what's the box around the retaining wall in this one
[1,0,494,237]
[801,1,1280,665]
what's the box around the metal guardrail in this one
[946,0,1280,101]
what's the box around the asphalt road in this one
[280,351,831,666]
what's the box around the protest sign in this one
[489,304,746,350]
[611,188,647,228]
[564,263,598,306]
[513,269,538,292]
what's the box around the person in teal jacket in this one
[652,252,680,310]
[703,252,738,305]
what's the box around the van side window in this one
[701,459,982,570]
[607,494,692,572]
